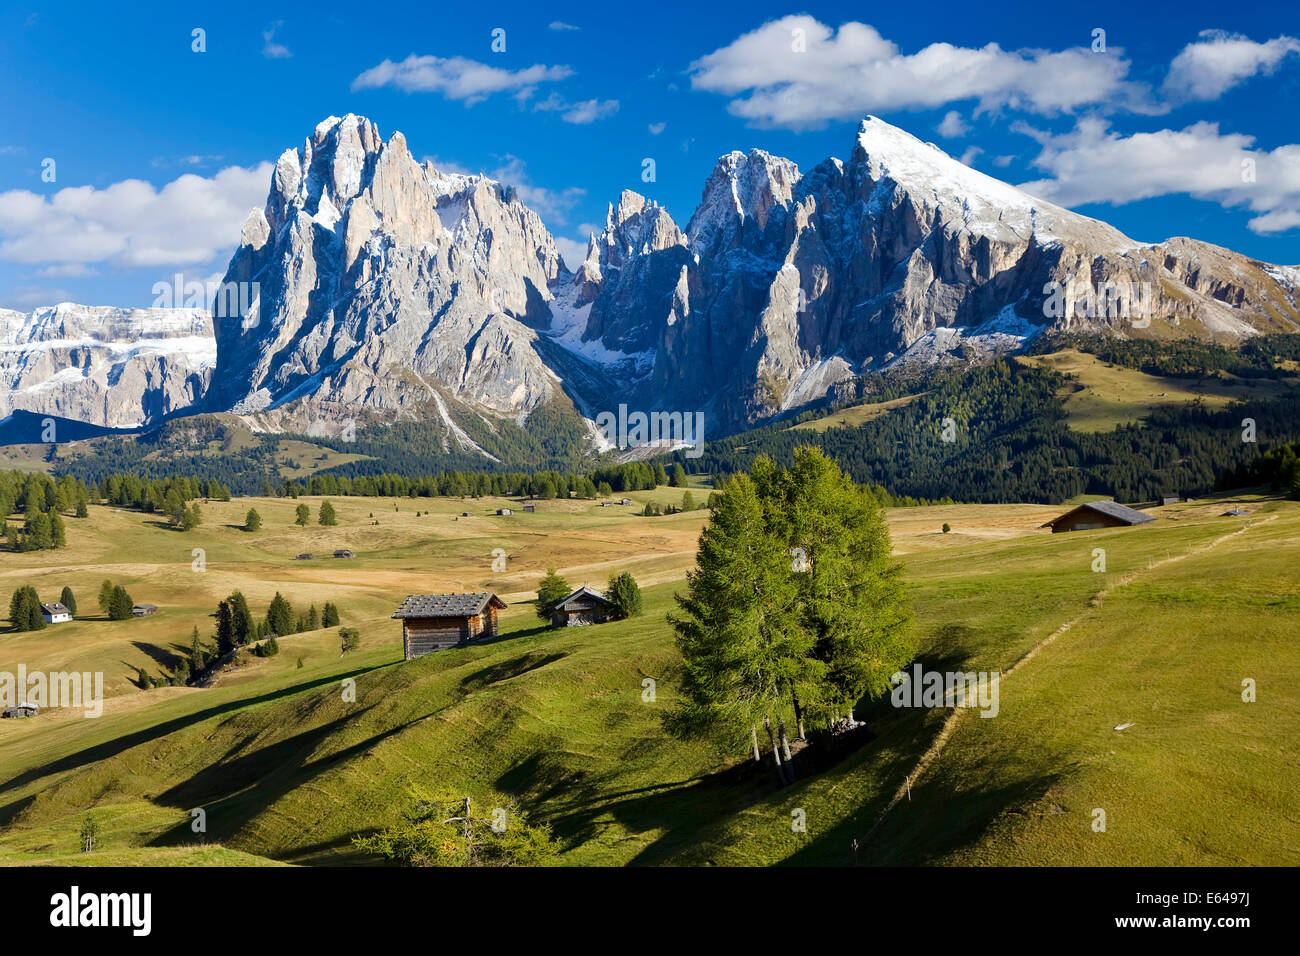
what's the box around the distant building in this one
[1,704,37,718]
[461,512,473,517]
[295,553,313,560]
[334,549,355,558]
[522,504,536,513]
[1161,495,1180,506]
[496,508,513,516]
[132,604,157,617]
[620,498,633,506]
[1222,507,1249,516]
[392,592,507,659]
[39,602,72,624]
[550,586,615,628]
[1040,501,1155,534]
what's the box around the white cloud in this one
[352,54,573,105]
[992,155,1015,167]
[0,162,273,268]
[959,146,983,166]
[937,110,969,138]
[262,22,292,59]
[549,21,580,32]
[1017,118,1300,234]
[533,92,619,124]
[490,156,586,222]
[553,235,588,267]
[689,16,1153,129]
[36,263,98,278]
[648,122,666,135]
[4,286,73,310]
[1163,30,1300,102]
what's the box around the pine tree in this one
[216,600,234,656]
[295,503,311,527]
[9,585,45,631]
[228,591,254,644]
[308,604,319,629]
[266,592,294,637]
[245,508,262,532]
[319,500,337,526]
[535,568,571,621]
[606,572,643,620]
[108,585,135,620]
[98,579,114,615]
[59,585,77,616]
[322,602,340,627]
[665,473,801,783]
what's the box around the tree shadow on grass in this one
[145,705,438,850]
[130,641,183,673]
[459,651,567,692]
[0,663,396,819]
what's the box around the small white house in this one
[40,602,72,624]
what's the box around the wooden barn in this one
[132,603,157,617]
[334,549,355,559]
[1041,500,1154,534]
[522,504,536,513]
[550,585,615,628]
[496,508,513,516]
[392,592,507,660]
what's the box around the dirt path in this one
[856,515,1278,849]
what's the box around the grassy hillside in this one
[1018,349,1296,432]
[0,493,1295,866]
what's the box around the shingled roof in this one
[1040,500,1155,529]
[391,592,506,618]
[554,585,614,609]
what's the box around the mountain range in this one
[6,113,1300,457]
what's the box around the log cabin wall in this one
[404,615,472,659]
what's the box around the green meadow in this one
[0,490,1295,866]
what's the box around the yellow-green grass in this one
[1018,349,1297,432]
[273,439,374,479]
[790,393,926,432]
[0,494,1294,866]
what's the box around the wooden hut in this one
[522,504,536,513]
[1040,500,1154,534]
[132,603,158,617]
[496,508,513,516]
[1160,494,1180,506]
[334,549,355,558]
[550,586,615,628]
[392,592,507,660]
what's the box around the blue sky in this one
[2,0,1299,311]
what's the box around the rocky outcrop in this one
[0,304,213,428]
[210,114,564,430]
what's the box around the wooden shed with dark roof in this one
[392,592,507,659]
[1040,500,1155,534]
[550,585,615,628]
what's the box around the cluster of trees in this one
[667,448,913,784]
[683,360,1300,504]
[97,579,136,620]
[215,591,341,656]
[1034,331,1300,381]
[97,473,230,510]
[534,568,643,621]
[0,471,86,551]
[1219,441,1300,500]
[642,491,702,516]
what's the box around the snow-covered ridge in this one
[854,115,1140,249]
